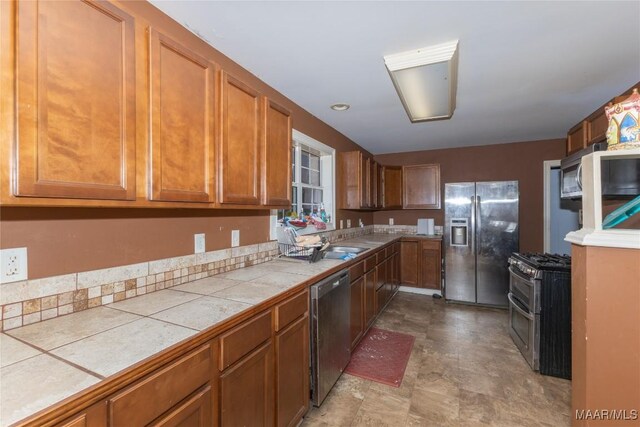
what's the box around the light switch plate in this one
[346,219,351,228]
[339,220,344,229]
[231,230,240,247]
[0,247,28,284]
[389,218,394,226]
[194,233,205,254]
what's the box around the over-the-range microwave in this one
[560,142,640,199]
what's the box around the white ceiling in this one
[150,1,640,154]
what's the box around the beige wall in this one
[373,138,567,253]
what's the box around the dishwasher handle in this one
[311,270,349,299]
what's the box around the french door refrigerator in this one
[444,181,519,307]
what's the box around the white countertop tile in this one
[50,317,196,377]
[0,334,41,368]
[106,289,201,316]
[151,296,251,331]
[7,307,141,351]
[0,354,100,426]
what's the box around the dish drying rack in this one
[276,226,328,263]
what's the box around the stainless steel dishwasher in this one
[310,269,351,407]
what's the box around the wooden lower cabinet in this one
[151,386,212,427]
[108,343,214,427]
[421,240,442,290]
[219,341,274,426]
[400,239,419,286]
[364,269,376,327]
[350,276,365,351]
[275,315,309,427]
[56,402,107,427]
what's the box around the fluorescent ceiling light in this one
[384,40,459,122]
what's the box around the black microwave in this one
[560,142,640,199]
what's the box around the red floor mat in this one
[345,327,415,387]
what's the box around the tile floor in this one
[302,292,571,427]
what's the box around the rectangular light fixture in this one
[384,40,459,122]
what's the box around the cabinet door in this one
[567,121,587,155]
[401,240,420,287]
[376,163,384,209]
[350,276,365,351]
[421,241,442,290]
[402,164,441,209]
[219,341,273,427]
[338,151,361,209]
[586,109,609,146]
[275,315,309,427]
[149,30,216,202]
[219,72,262,205]
[383,166,402,209]
[364,270,376,327]
[360,155,370,208]
[150,387,212,427]
[56,402,106,427]
[370,160,378,208]
[15,0,136,200]
[263,99,292,207]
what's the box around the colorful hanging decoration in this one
[605,88,640,150]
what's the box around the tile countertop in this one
[0,233,440,426]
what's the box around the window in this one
[272,130,335,237]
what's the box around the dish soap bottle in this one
[320,203,327,222]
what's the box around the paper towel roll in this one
[417,218,435,235]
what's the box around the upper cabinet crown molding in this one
[218,72,263,205]
[14,0,137,200]
[149,28,217,203]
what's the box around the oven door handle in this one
[508,266,537,286]
[508,293,534,320]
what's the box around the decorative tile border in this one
[0,225,379,332]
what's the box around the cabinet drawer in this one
[365,255,377,272]
[421,240,441,250]
[220,311,272,370]
[275,290,308,332]
[108,344,212,427]
[349,261,364,282]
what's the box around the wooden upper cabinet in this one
[382,166,402,209]
[262,99,292,207]
[402,164,441,209]
[14,0,136,200]
[376,163,383,209]
[586,108,609,146]
[149,29,216,203]
[219,72,262,205]
[369,160,378,208]
[360,155,371,208]
[567,121,588,155]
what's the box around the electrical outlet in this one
[389,218,394,226]
[339,220,344,229]
[194,233,205,254]
[346,219,351,228]
[231,230,240,247]
[1,247,28,284]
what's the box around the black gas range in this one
[507,252,572,379]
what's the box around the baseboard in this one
[398,286,442,296]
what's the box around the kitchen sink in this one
[323,245,368,259]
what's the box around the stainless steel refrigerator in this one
[444,181,519,307]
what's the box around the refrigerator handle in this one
[476,196,481,235]
[470,196,476,253]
